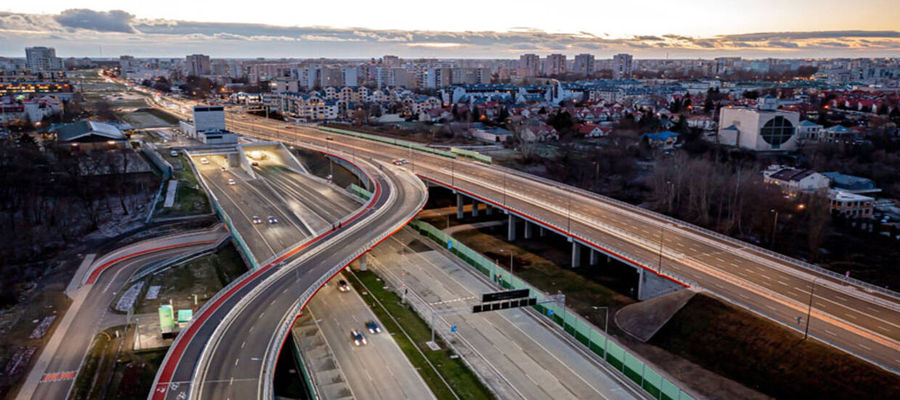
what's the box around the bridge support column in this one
[507,215,517,241]
[523,221,534,239]
[571,241,582,268]
[589,249,599,266]
[539,227,546,237]
[358,253,368,271]
[485,205,493,216]
[456,193,464,220]
[472,201,479,217]
[637,268,683,300]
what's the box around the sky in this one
[1,1,899,58]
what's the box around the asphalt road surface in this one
[19,228,224,400]
[214,114,900,374]
[152,156,428,400]
[368,228,648,400]
[302,276,435,400]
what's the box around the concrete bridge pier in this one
[637,268,684,300]
[485,205,493,215]
[507,214,517,241]
[571,241,582,268]
[357,253,368,271]
[456,193,465,220]
[589,249,600,266]
[523,221,534,239]
[472,201,480,217]
[539,227,546,237]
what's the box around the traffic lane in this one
[32,245,210,400]
[196,168,423,400]
[166,165,420,400]
[412,159,900,343]
[306,278,435,400]
[194,158,307,263]
[373,231,642,400]
[254,166,358,223]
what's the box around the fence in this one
[450,147,492,164]
[348,183,372,200]
[408,219,695,400]
[318,126,457,159]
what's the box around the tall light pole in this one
[804,278,816,340]
[770,209,779,247]
[657,225,665,273]
[566,192,572,234]
[503,170,507,206]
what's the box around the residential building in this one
[25,47,63,72]
[341,67,359,87]
[422,68,451,89]
[543,54,567,76]
[762,165,830,196]
[829,190,875,219]
[382,55,401,67]
[612,53,633,79]
[797,120,823,141]
[185,54,211,76]
[573,54,595,75]
[519,54,540,77]
[716,96,800,151]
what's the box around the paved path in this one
[17,227,227,400]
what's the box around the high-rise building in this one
[341,67,359,87]
[612,53,633,79]
[422,68,451,89]
[185,54,211,76]
[573,54,595,76]
[382,55,401,67]
[519,54,540,77]
[26,47,63,72]
[543,54,567,76]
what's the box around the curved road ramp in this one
[149,146,428,400]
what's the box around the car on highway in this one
[252,216,262,224]
[337,280,350,292]
[227,178,236,185]
[351,330,367,346]
[200,157,209,165]
[325,136,334,141]
[169,150,179,157]
[365,320,382,334]
[267,216,279,224]
[392,158,409,165]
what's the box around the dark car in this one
[365,320,382,334]
[338,280,350,292]
[351,329,367,346]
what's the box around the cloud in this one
[54,9,136,33]
[0,9,897,58]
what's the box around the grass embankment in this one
[70,325,167,400]
[152,154,210,218]
[448,227,635,327]
[345,268,495,400]
[652,293,900,400]
[133,244,246,314]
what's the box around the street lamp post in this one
[804,279,817,340]
[657,225,665,273]
[770,209,780,247]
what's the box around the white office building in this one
[180,105,236,144]
[716,97,800,151]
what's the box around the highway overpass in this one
[149,145,428,399]
[216,113,900,375]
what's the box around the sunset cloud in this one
[0,10,897,58]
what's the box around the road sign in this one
[547,309,554,317]
[482,288,529,303]
[447,240,453,250]
[451,325,457,332]
[472,297,537,313]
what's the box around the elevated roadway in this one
[150,150,428,400]
[215,113,900,374]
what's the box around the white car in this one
[227,178,236,185]
[200,157,209,165]
[170,150,179,157]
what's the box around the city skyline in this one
[0,6,898,58]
